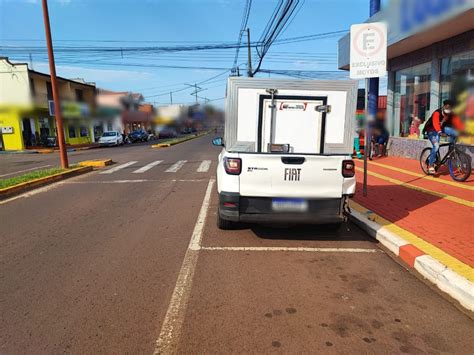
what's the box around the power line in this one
[0,30,348,57]
[232,0,252,75]
[253,0,301,75]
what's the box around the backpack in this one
[422,109,441,135]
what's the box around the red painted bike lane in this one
[353,159,473,267]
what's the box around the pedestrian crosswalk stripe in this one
[132,160,163,173]
[166,160,187,173]
[197,160,211,172]
[99,161,137,174]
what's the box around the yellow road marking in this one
[356,167,473,208]
[367,160,474,191]
[350,200,474,282]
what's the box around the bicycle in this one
[369,136,388,160]
[419,136,472,182]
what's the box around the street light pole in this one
[41,0,68,168]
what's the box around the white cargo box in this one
[224,77,358,155]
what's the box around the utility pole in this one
[41,0,68,168]
[29,53,34,70]
[170,92,173,105]
[194,83,198,105]
[186,83,206,106]
[247,28,253,77]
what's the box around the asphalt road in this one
[1,135,473,354]
[0,136,188,178]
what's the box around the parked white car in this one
[213,78,357,230]
[98,131,123,146]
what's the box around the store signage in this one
[400,0,466,33]
[350,22,387,79]
[279,102,307,111]
[1,126,14,134]
[48,100,90,118]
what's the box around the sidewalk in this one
[350,156,473,310]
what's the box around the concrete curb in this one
[78,159,113,168]
[151,131,212,149]
[349,206,474,312]
[0,144,100,154]
[0,150,39,155]
[0,166,93,200]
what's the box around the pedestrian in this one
[353,126,362,159]
[371,113,389,157]
[423,100,464,174]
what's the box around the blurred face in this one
[443,104,452,115]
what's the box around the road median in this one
[152,131,212,149]
[0,166,92,200]
[78,159,113,168]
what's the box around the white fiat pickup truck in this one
[213,77,357,230]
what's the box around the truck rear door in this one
[260,96,326,154]
[238,94,344,199]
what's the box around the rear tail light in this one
[224,157,242,175]
[342,160,355,178]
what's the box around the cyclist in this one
[423,100,464,174]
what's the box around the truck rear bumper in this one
[218,192,345,224]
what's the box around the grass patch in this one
[158,134,197,144]
[0,166,76,189]
[156,131,210,145]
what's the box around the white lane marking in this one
[165,160,187,173]
[99,161,137,174]
[62,179,209,184]
[200,246,377,253]
[132,160,163,174]
[171,179,208,182]
[154,178,215,354]
[197,160,211,173]
[0,164,52,178]
[65,179,149,184]
[0,182,65,205]
[189,180,214,251]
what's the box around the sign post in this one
[350,22,387,196]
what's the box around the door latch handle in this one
[281,157,305,165]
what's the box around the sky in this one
[0,0,388,107]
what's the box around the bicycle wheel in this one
[419,147,432,175]
[448,151,472,182]
[369,141,375,160]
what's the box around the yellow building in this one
[0,57,96,151]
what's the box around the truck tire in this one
[217,211,236,230]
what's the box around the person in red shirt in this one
[423,100,464,174]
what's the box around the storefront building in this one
[95,90,151,138]
[338,0,474,158]
[0,57,96,151]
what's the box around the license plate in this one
[272,198,308,212]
